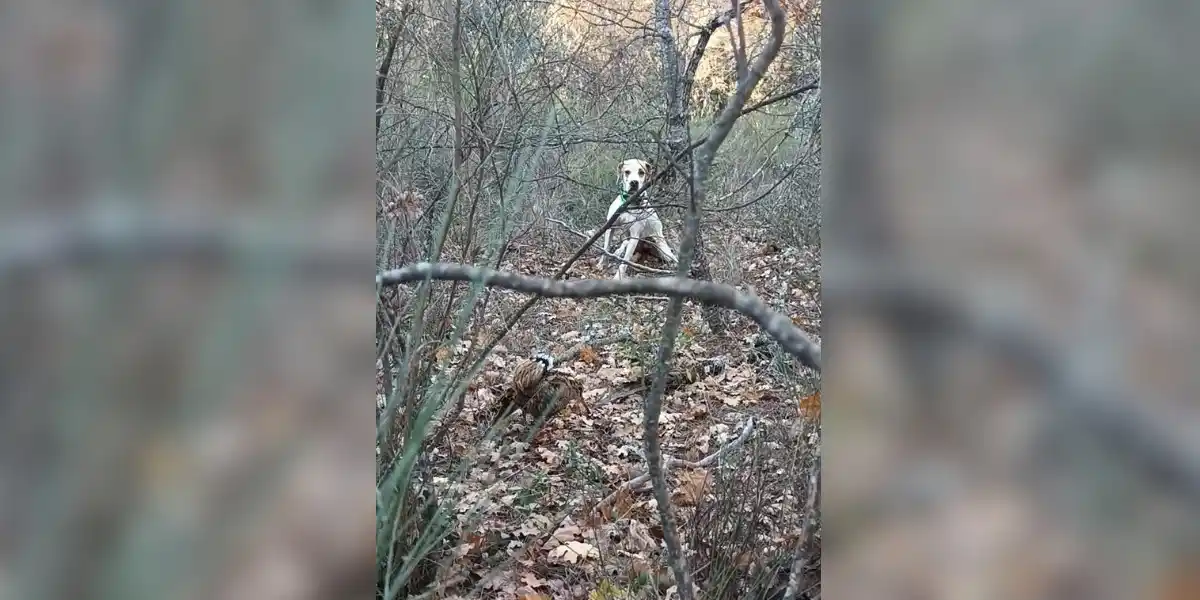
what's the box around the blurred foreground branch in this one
[0,216,365,278]
[829,263,1200,506]
[378,262,821,370]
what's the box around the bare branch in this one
[376,5,414,135]
[830,262,1200,505]
[0,217,365,278]
[738,77,821,117]
[681,0,756,108]
[377,262,821,370]
[731,0,748,83]
[695,0,788,176]
[650,0,703,593]
[639,2,792,598]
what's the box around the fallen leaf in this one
[549,541,599,563]
[544,524,581,546]
[799,391,821,420]
[671,470,712,507]
[596,366,627,381]
[536,447,561,465]
[521,572,547,589]
[476,387,496,405]
[627,559,655,581]
[579,346,599,365]
[626,520,658,552]
[612,486,636,518]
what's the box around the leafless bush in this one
[687,422,820,600]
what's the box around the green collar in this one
[618,190,642,206]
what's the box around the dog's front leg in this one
[616,237,640,280]
[599,229,612,269]
[606,238,630,277]
[599,198,623,269]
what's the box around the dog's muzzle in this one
[627,180,640,192]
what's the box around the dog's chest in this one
[617,206,657,227]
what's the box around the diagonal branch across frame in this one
[378,261,822,371]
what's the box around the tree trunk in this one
[690,232,727,334]
[375,5,413,137]
[654,0,730,337]
[654,0,689,186]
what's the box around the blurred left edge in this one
[0,2,376,600]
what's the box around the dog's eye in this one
[624,170,630,175]
[638,169,645,176]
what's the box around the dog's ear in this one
[641,160,653,175]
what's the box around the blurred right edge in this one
[823,0,1200,599]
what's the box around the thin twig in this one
[378,262,821,370]
[738,78,821,117]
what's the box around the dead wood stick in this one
[603,384,646,404]
[593,417,756,512]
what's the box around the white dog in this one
[598,159,679,279]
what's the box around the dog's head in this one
[618,158,651,194]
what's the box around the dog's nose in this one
[628,180,639,191]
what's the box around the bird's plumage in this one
[495,351,581,427]
[527,372,583,419]
[510,353,554,396]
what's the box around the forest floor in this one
[389,225,822,600]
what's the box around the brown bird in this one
[494,353,555,425]
[510,352,554,396]
[524,372,584,421]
